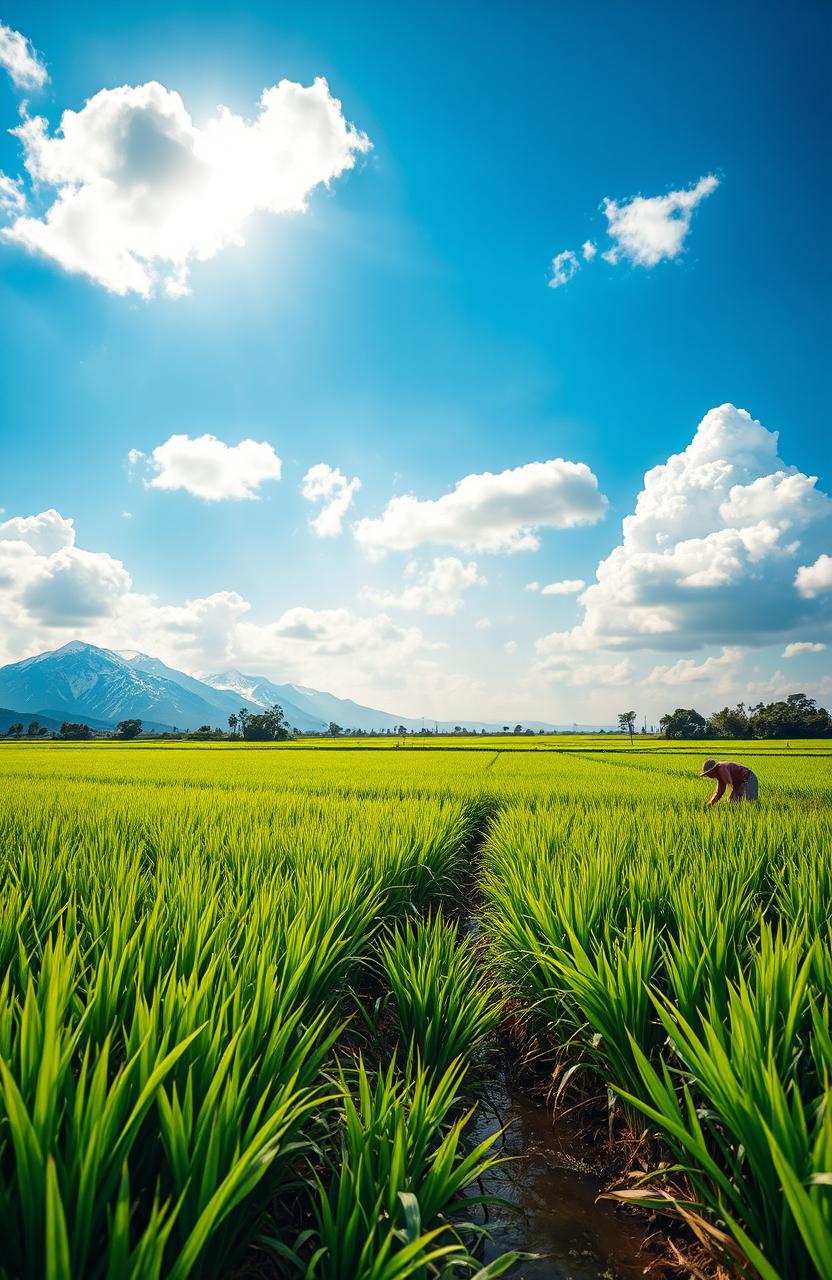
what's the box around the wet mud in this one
[472,1080,659,1279]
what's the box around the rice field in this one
[0,738,829,1279]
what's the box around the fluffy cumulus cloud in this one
[132,434,282,500]
[602,175,719,267]
[795,554,832,599]
[22,548,132,624]
[783,641,826,658]
[354,459,608,557]
[536,405,832,661]
[301,463,361,536]
[0,509,131,643]
[362,557,485,616]
[3,75,370,296]
[0,22,47,90]
[0,508,75,554]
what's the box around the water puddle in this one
[471,1080,657,1278]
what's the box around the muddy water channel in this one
[471,1080,657,1279]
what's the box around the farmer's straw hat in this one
[700,758,718,776]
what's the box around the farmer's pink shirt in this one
[707,761,751,805]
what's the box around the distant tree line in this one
[1,720,86,739]
[2,718,148,740]
[4,694,829,744]
[3,720,49,737]
[660,693,832,739]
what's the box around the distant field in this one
[0,739,829,1279]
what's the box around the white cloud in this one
[0,22,47,91]
[536,405,832,656]
[0,173,25,217]
[0,509,130,630]
[795,554,832,599]
[475,616,492,630]
[573,659,631,686]
[0,508,75,555]
[541,578,585,595]
[4,76,370,297]
[137,434,282,500]
[783,641,826,657]
[549,249,579,289]
[526,578,586,594]
[354,458,608,557]
[645,646,743,686]
[720,471,828,529]
[602,175,719,267]
[301,463,361,537]
[547,176,719,293]
[259,606,427,658]
[362,557,485,616]
[534,647,632,687]
[504,640,518,656]
[22,548,132,624]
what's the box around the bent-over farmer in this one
[699,758,759,805]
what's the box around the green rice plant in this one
[661,857,760,1026]
[768,832,832,934]
[542,914,662,1116]
[615,929,829,1278]
[378,914,500,1078]
[303,1055,509,1280]
[0,931,199,1279]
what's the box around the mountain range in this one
[0,642,321,733]
[0,641,573,734]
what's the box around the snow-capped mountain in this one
[0,642,249,732]
[203,669,413,733]
[123,656,327,732]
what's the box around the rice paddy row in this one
[0,740,829,1279]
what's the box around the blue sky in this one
[0,0,829,722]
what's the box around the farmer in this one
[699,758,759,805]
